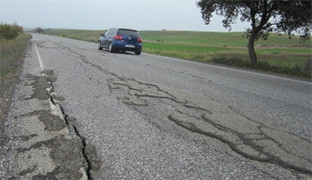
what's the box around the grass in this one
[0,33,32,78]
[44,28,101,42]
[0,27,31,136]
[43,29,312,78]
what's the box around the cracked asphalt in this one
[2,34,311,179]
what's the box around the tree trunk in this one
[248,31,258,66]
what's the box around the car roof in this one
[111,28,138,32]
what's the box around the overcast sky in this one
[0,0,250,31]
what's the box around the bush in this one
[302,59,311,77]
[212,56,249,67]
[212,56,311,78]
[0,23,21,40]
[255,61,271,70]
[0,33,32,77]
[36,27,44,34]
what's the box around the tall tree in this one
[197,0,312,65]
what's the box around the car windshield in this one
[118,29,139,37]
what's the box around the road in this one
[7,34,312,179]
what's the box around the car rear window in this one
[118,29,140,37]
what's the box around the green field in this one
[43,29,311,77]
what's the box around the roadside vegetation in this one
[142,31,311,78]
[197,1,311,67]
[0,23,32,78]
[0,23,31,132]
[44,29,311,78]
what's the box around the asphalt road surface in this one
[14,34,312,179]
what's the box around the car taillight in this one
[137,38,142,43]
[114,35,123,40]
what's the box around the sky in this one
[0,0,250,32]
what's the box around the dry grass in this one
[0,33,32,78]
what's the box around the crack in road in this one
[43,70,101,180]
[3,68,94,179]
[37,40,312,176]
[106,76,312,175]
[32,41,103,179]
[145,63,213,84]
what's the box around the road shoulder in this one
[0,43,89,179]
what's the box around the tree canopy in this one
[197,0,312,65]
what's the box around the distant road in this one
[29,34,312,179]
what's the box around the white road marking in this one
[33,41,44,71]
[144,53,311,85]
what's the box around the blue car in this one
[98,28,142,55]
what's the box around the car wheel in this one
[135,51,141,55]
[108,42,113,52]
[98,41,103,50]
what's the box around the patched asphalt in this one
[1,34,311,179]
[0,49,97,179]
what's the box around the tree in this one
[197,0,312,65]
[36,27,44,34]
